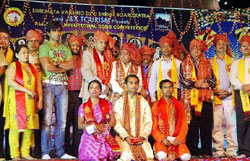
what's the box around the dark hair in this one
[15,45,28,54]
[125,74,139,84]
[14,45,28,62]
[46,21,62,33]
[0,28,9,35]
[160,79,173,89]
[88,80,102,90]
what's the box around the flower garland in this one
[133,7,154,32]
[172,10,194,40]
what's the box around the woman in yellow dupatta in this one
[3,45,42,160]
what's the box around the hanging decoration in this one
[26,1,54,26]
[133,7,154,33]
[0,0,7,15]
[155,0,205,9]
[172,10,194,41]
[198,0,203,9]
[1,0,196,52]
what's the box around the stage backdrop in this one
[0,0,249,59]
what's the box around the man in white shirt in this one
[209,34,237,158]
[149,31,181,103]
[230,35,250,158]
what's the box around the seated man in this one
[114,74,154,161]
[152,79,191,161]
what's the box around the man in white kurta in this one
[114,74,154,161]
[110,43,142,103]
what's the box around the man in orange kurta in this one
[152,79,191,161]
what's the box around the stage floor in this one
[2,158,250,161]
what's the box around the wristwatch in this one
[56,61,60,68]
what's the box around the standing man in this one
[114,74,154,161]
[210,34,237,158]
[80,30,114,103]
[65,34,83,157]
[230,35,250,158]
[26,29,43,74]
[180,38,216,157]
[139,45,155,103]
[110,42,142,104]
[26,29,43,158]
[39,21,75,159]
[149,31,181,103]
[151,79,191,161]
[0,28,14,160]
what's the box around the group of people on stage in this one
[0,20,250,161]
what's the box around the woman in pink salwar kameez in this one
[78,80,120,161]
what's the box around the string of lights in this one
[1,0,249,45]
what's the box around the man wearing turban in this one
[209,34,237,158]
[110,42,143,104]
[149,30,181,104]
[139,45,155,103]
[26,29,43,73]
[80,30,115,103]
[26,29,43,158]
[180,38,216,158]
[65,34,83,157]
[230,35,250,158]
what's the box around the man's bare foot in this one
[167,153,176,161]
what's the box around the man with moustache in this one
[209,34,237,158]
[26,29,44,158]
[149,30,181,103]
[230,35,250,158]
[139,45,155,103]
[110,42,142,104]
[180,39,216,158]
